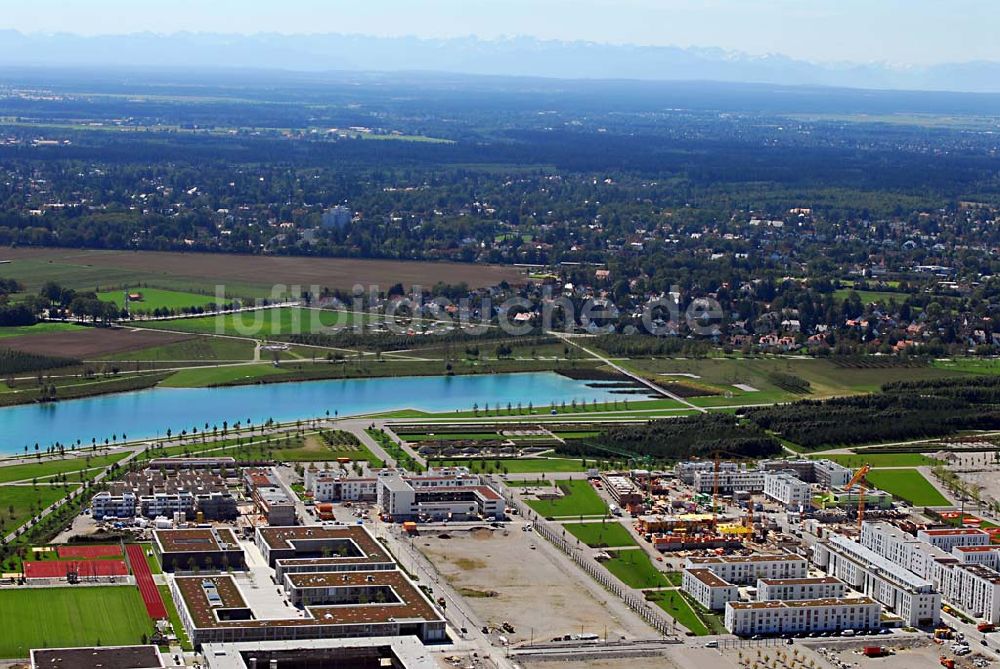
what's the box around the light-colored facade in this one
[725,597,881,636]
[376,471,504,521]
[950,564,1000,624]
[684,555,808,585]
[757,577,848,602]
[917,528,991,552]
[692,469,766,495]
[814,533,941,627]
[90,491,137,519]
[682,568,739,611]
[763,472,811,508]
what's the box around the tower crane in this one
[844,464,872,532]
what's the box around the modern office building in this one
[244,469,297,526]
[917,528,991,552]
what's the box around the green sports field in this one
[864,468,950,506]
[0,586,154,658]
[563,521,637,547]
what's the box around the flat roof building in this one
[153,528,246,572]
[683,568,739,611]
[31,645,165,669]
[725,597,881,636]
[684,554,808,585]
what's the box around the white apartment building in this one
[950,564,1000,623]
[812,459,852,488]
[91,491,137,519]
[676,461,739,484]
[377,472,504,521]
[917,528,991,552]
[763,472,812,508]
[814,533,941,627]
[757,576,848,602]
[724,597,881,636]
[684,555,808,585]
[692,469,766,495]
[683,568,739,611]
[953,545,1000,570]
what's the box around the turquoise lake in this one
[0,372,625,455]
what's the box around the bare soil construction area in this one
[0,247,525,291]
[417,525,651,644]
[0,327,194,358]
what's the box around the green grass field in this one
[932,358,1000,376]
[865,468,950,506]
[563,521,637,547]
[601,549,671,589]
[0,322,86,339]
[0,586,154,658]
[158,584,192,650]
[0,453,126,484]
[97,287,223,312]
[647,590,712,635]
[0,485,78,530]
[160,363,288,387]
[100,336,255,362]
[831,288,912,304]
[810,453,941,468]
[137,307,357,337]
[526,479,607,517]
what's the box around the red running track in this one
[24,559,127,579]
[126,544,167,619]
[57,544,122,559]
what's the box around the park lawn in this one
[602,549,671,589]
[526,479,607,517]
[160,363,289,387]
[0,586,154,658]
[439,458,586,474]
[141,545,163,575]
[97,288,223,312]
[137,307,356,337]
[865,468,950,506]
[100,336,255,362]
[0,322,85,339]
[564,521,637,548]
[811,453,941,468]
[0,453,126,484]
[0,485,78,530]
[647,590,711,636]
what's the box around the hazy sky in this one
[4,0,998,66]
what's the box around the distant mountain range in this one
[2,31,1000,93]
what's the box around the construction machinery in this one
[844,464,872,532]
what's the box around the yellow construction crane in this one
[844,464,872,532]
